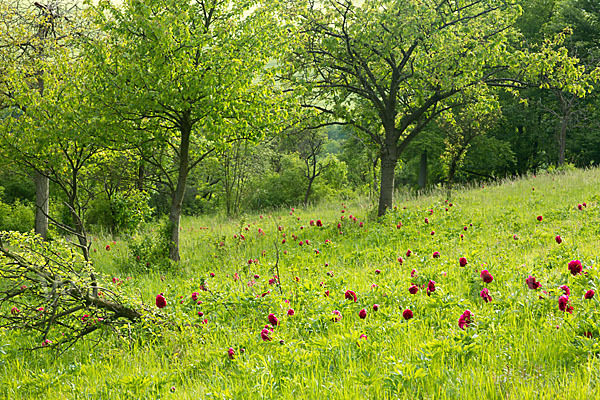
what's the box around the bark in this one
[304,177,315,204]
[418,150,427,189]
[446,159,457,200]
[34,171,49,240]
[377,151,398,216]
[168,113,192,262]
[557,117,568,166]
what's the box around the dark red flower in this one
[480,269,494,284]
[480,288,492,303]
[555,235,562,244]
[402,309,413,320]
[345,290,357,302]
[433,251,440,258]
[287,308,295,316]
[558,295,569,312]
[155,293,167,309]
[406,249,412,257]
[331,310,341,322]
[585,290,595,299]
[526,275,541,290]
[316,220,323,227]
[459,257,468,267]
[578,204,583,210]
[409,285,419,294]
[427,280,436,295]
[568,260,583,276]
[372,304,379,311]
[260,328,272,341]
[359,309,367,319]
[268,313,279,326]
[559,285,570,296]
[228,347,235,359]
[375,269,381,275]
[458,310,472,330]
[537,215,543,222]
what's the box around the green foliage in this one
[246,153,307,210]
[86,191,153,234]
[0,200,33,233]
[125,220,172,273]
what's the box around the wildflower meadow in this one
[2,168,600,399]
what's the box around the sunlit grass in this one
[2,168,600,399]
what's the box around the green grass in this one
[2,168,600,399]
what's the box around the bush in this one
[0,200,34,232]
[124,219,172,273]
[87,191,153,234]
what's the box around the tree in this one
[0,1,78,239]
[440,97,500,198]
[285,0,595,216]
[86,0,288,261]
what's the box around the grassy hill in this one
[2,168,600,399]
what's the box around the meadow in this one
[2,168,600,399]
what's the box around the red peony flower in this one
[316,220,323,227]
[406,249,412,257]
[409,285,419,294]
[375,269,381,275]
[433,251,440,258]
[568,260,583,276]
[155,293,167,309]
[402,309,413,320]
[331,310,342,322]
[260,328,272,341]
[424,218,429,224]
[459,257,468,267]
[287,308,295,316]
[268,313,279,326]
[585,290,595,300]
[427,280,436,295]
[480,288,492,303]
[398,257,404,265]
[228,347,235,359]
[345,290,358,302]
[458,309,472,330]
[578,204,583,210]
[555,235,562,244]
[359,309,367,319]
[480,269,493,284]
[559,285,570,296]
[526,275,541,290]
[411,268,417,278]
[372,304,379,311]
[558,295,569,312]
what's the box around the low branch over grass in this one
[0,231,142,352]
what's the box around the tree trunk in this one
[34,171,49,240]
[168,114,192,262]
[557,117,567,166]
[377,152,397,216]
[418,150,427,189]
[304,177,315,204]
[136,162,145,191]
[446,159,457,200]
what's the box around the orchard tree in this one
[439,96,500,199]
[285,0,597,216]
[0,1,83,238]
[86,0,289,261]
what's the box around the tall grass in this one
[2,167,600,399]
